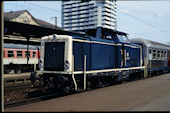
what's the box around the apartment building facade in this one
[62,0,117,33]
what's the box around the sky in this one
[4,0,170,44]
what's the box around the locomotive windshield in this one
[117,34,130,43]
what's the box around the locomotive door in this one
[121,44,126,67]
[44,42,65,71]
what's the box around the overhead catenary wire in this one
[117,8,166,32]
[135,1,170,25]
[25,1,61,13]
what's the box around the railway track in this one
[4,90,60,109]
[4,78,40,105]
[4,78,131,109]
[5,83,32,91]
[4,73,161,109]
[5,73,170,112]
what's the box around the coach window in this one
[17,51,23,58]
[25,51,31,58]
[149,49,152,60]
[157,50,160,60]
[32,51,36,58]
[161,50,164,60]
[7,50,14,58]
[152,49,156,60]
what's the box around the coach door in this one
[121,44,126,67]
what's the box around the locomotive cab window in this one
[7,50,14,58]
[117,34,130,43]
[17,51,23,58]
[103,32,116,40]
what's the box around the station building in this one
[4,10,59,43]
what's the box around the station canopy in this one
[4,20,82,45]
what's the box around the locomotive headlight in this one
[65,60,70,71]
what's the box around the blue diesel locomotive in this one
[32,27,146,92]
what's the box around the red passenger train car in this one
[3,43,40,74]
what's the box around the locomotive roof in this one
[85,27,128,36]
[130,38,170,50]
[4,43,40,50]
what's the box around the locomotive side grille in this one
[44,42,65,71]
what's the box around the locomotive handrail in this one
[72,55,77,91]
[84,55,87,90]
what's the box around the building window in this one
[23,17,29,24]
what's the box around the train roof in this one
[4,43,40,50]
[130,38,170,50]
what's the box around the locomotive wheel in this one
[56,83,71,95]
[56,75,72,94]
[140,72,144,79]
[47,77,54,89]
[39,77,46,88]
[98,81,106,88]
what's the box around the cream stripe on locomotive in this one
[72,39,141,49]
[39,66,146,75]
